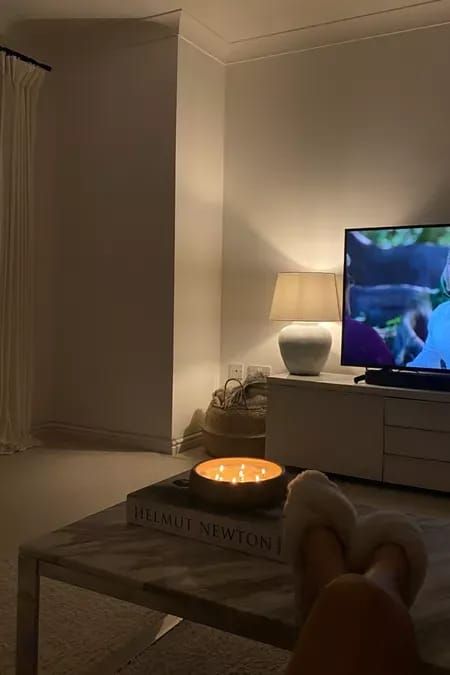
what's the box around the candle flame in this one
[195,457,282,485]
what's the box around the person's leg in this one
[286,540,421,675]
[365,543,411,605]
[294,526,346,617]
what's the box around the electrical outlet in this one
[228,363,244,380]
[247,364,272,378]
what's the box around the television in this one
[342,225,450,373]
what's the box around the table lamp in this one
[270,272,340,375]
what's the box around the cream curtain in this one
[0,53,45,454]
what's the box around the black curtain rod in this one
[0,45,52,72]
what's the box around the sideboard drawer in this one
[385,399,450,433]
[385,427,450,463]
[384,455,450,492]
[267,373,450,490]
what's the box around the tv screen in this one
[342,225,450,372]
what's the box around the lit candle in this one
[190,457,286,509]
[194,458,281,484]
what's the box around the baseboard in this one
[33,421,203,456]
[171,431,203,454]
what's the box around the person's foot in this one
[365,543,410,605]
[297,526,346,616]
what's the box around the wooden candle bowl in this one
[189,457,287,510]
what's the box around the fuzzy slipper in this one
[283,470,357,557]
[349,511,428,607]
[283,470,357,620]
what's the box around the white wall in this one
[221,23,450,379]
[173,38,225,445]
[10,18,226,452]
[16,15,450,451]
[55,28,178,448]
[11,21,179,449]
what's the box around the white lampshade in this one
[270,272,340,322]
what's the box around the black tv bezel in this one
[341,223,450,374]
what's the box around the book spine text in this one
[127,498,285,562]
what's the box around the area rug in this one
[1,509,450,674]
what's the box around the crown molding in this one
[178,11,228,64]
[152,2,450,64]
[6,11,182,51]
[5,3,450,65]
[226,1,450,63]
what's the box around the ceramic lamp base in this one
[278,322,332,376]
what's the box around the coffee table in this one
[16,502,450,675]
[16,502,297,674]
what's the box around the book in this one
[126,471,287,563]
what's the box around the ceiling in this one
[2,0,450,58]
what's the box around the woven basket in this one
[202,377,267,458]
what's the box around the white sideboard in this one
[266,372,450,492]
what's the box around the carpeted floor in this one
[0,558,289,674]
[119,622,289,675]
[2,509,450,674]
[0,558,164,675]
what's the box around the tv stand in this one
[359,369,450,392]
[266,372,450,492]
